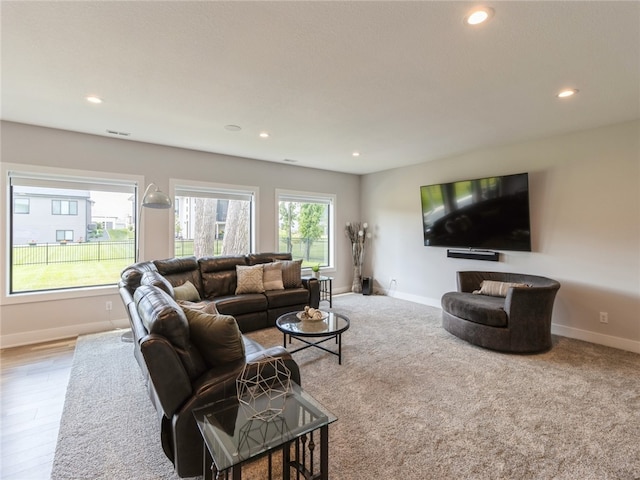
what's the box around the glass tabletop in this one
[193,382,337,471]
[276,311,350,337]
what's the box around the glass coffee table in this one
[193,382,337,480]
[276,311,350,365]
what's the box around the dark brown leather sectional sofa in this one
[118,252,319,478]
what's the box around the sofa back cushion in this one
[199,255,248,298]
[120,261,158,292]
[140,270,175,297]
[154,256,203,297]
[247,252,292,265]
[134,285,207,380]
[134,285,190,349]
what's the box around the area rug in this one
[52,294,640,479]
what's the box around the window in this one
[52,199,78,215]
[173,181,255,258]
[277,190,334,269]
[56,230,74,242]
[8,170,137,293]
[13,198,29,214]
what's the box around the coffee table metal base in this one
[283,333,344,365]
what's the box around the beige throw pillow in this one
[235,264,265,294]
[263,262,285,291]
[473,280,530,297]
[177,299,219,315]
[173,280,201,302]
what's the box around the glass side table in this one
[193,382,337,480]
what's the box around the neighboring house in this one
[12,186,91,244]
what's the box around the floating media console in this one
[447,249,500,262]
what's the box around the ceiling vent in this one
[106,129,131,137]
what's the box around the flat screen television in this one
[420,172,532,252]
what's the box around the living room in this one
[1,1,639,479]
[1,1,638,354]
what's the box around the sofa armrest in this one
[504,286,560,325]
[246,345,302,386]
[302,277,320,309]
[140,334,193,418]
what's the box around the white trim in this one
[0,317,129,349]
[550,324,640,354]
[170,178,259,253]
[1,162,143,304]
[275,188,336,269]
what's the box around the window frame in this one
[275,189,335,273]
[170,178,258,257]
[2,163,143,303]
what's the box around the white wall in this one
[362,120,640,353]
[0,121,360,347]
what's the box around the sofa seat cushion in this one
[214,293,268,316]
[441,291,508,328]
[265,288,309,309]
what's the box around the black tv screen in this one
[420,172,532,252]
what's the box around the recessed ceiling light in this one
[557,88,579,98]
[224,124,242,132]
[352,152,361,157]
[259,132,270,138]
[85,95,103,104]
[464,7,494,25]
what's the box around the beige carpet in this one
[52,293,640,479]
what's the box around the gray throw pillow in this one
[278,259,303,288]
[173,280,201,302]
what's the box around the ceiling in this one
[2,1,639,175]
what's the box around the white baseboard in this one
[0,318,129,349]
[4,300,639,355]
[550,324,640,354]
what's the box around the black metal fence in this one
[13,241,135,266]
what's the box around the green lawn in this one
[12,259,129,292]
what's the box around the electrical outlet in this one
[106,301,113,311]
[599,312,608,324]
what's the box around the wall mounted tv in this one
[420,172,532,252]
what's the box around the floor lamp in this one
[122,183,172,343]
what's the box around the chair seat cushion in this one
[441,292,508,327]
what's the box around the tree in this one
[222,200,249,254]
[279,202,298,253]
[299,204,324,260]
[193,198,218,257]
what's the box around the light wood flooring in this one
[1,338,77,480]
